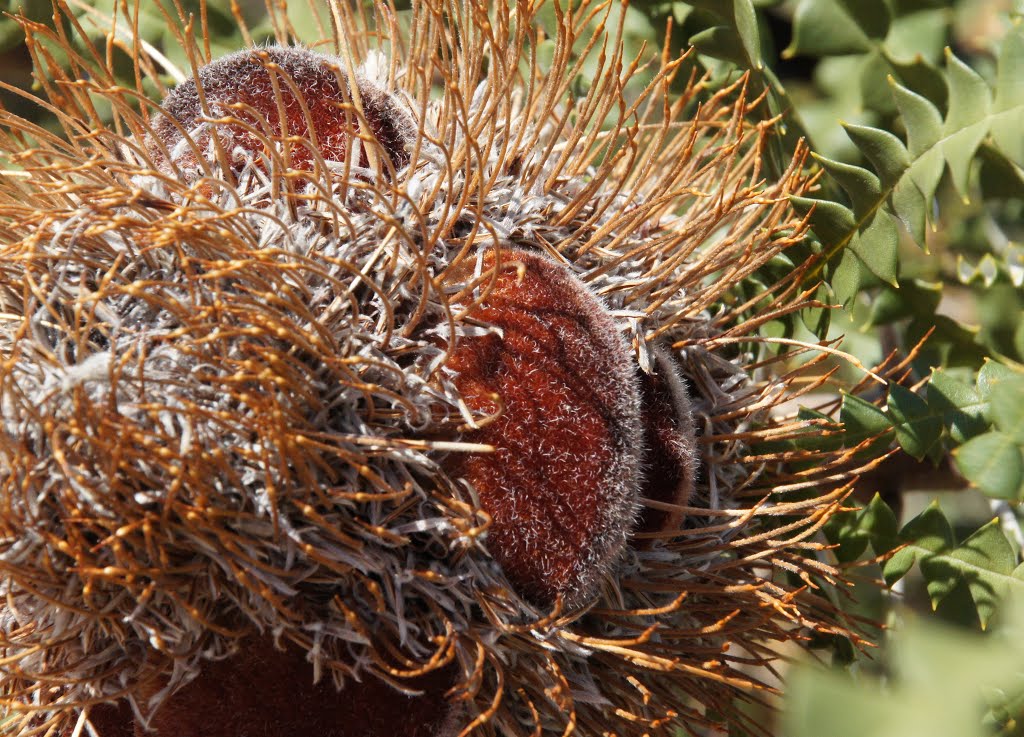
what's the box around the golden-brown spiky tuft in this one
[0,1,897,735]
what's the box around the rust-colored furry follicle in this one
[443,249,642,605]
[135,636,457,737]
[148,46,414,182]
[0,0,889,735]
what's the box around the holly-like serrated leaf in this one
[941,50,992,199]
[993,26,1024,167]
[920,520,1019,627]
[883,502,953,586]
[989,374,1024,443]
[887,383,942,461]
[840,392,895,451]
[927,370,988,443]
[884,505,1024,627]
[843,123,911,187]
[807,39,1024,302]
[786,0,890,58]
[791,187,898,301]
[890,81,944,243]
[826,493,900,563]
[954,431,1024,500]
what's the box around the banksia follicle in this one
[0,1,894,735]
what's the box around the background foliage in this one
[1,0,1023,734]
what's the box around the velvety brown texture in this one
[150,47,412,180]
[444,250,641,605]
[142,640,452,737]
[59,702,135,737]
[84,637,456,737]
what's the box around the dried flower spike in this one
[0,0,891,735]
[148,46,415,182]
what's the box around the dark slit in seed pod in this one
[443,248,643,607]
[636,345,700,537]
[147,46,415,184]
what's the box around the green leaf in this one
[840,392,895,451]
[993,26,1024,167]
[791,191,898,296]
[941,49,992,199]
[978,360,1018,398]
[887,383,942,461]
[883,501,953,586]
[843,123,911,187]
[812,155,882,214]
[732,0,762,68]
[891,80,944,242]
[920,520,1018,626]
[826,493,900,563]
[786,0,890,57]
[989,375,1024,443]
[954,431,1024,500]
[928,370,988,443]
[689,26,746,66]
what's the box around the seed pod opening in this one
[635,345,700,537]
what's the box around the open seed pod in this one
[0,1,895,735]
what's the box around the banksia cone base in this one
[443,249,641,605]
[0,1,894,735]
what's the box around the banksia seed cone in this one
[0,1,895,735]
[148,46,414,183]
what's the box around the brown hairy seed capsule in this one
[636,346,700,535]
[59,644,456,737]
[131,635,457,737]
[147,46,415,182]
[443,249,643,607]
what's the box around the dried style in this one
[0,0,890,735]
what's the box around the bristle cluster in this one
[0,0,889,735]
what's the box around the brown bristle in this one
[149,46,414,181]
[443,250,642,606]
[636,347,700,535]
[134,636,455,737]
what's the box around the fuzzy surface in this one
[443,250,642,605]
[61,639,456,737]
[136,636,456,737]
[150,46,414,179]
